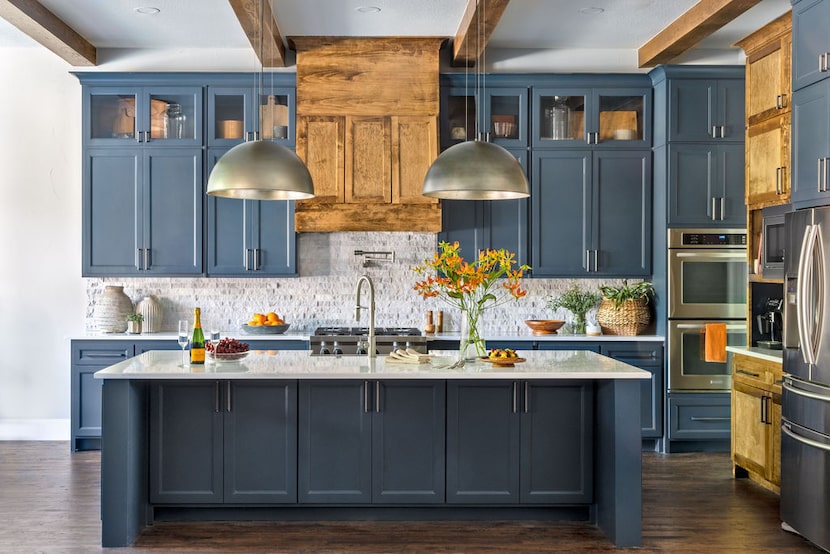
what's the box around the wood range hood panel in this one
[292,37,443,233]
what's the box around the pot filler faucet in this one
[354,274,376,357]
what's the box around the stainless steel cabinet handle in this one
[711,197,717,221]
[712,125,718,138]
[136,248,143,271]
[523,381,529,413]
[364,381,370,413]
[820,158,824,192]
[215,382,221,413]
[689,416,731,422]
[593,249,598,272]
[375,381,381,413]
[720,126,726,138]
[244,248,250,271]
[136,131,143,144]
[512,382,518,414]
[254,248,260,271]
[144,248,150,270]
[585,250,591,272]
[825,158,829,192]
[227,383,232,412]
[720,197,726,221]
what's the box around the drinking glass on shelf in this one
[177,320,189,367]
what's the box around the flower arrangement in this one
[546,283,601,334]
[414,241,530,358]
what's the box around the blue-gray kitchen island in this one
[95,349,649,548]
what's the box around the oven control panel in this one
[668,228,747,248]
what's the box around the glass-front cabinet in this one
[532,87,650,147]
[207,85,295,147]
[440,82,528,147]
[85,86,202,147]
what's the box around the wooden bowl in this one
[525,319,565,336]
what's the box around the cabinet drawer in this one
[72,340,132,365]
[669,393,731,440]
[600,343,661,364]
[731,353,782,390]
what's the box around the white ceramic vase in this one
[93,285,134,333]
[136,294,163,333]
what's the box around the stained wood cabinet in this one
[746,114,791,206]
[731,352,782,493]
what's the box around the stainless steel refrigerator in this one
[782,208,830,552]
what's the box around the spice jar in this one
[436,311,444,333]
[425,311,436,335]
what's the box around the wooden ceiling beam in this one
[0,0,95,66]
[638,0,763,68]
[452,0,510,67]
[229,0,286,67]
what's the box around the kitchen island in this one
[95,350,649,548]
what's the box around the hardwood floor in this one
[0,441,819,553]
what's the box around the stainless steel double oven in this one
[667,229,748,391]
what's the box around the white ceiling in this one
[0,0,793,71]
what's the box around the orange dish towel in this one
[703,323,727,363]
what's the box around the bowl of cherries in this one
[206,337,250,362]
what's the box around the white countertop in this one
[70,331,311,341]
[726,345,783,364]
[427,333,664,342]
[95,349,652,381]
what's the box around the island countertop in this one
[94,349,651,381]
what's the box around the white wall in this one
[0,48,85,439]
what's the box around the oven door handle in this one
[674,322,744,331]
[673,252,746,259]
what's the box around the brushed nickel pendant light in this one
[206,0,314,201]
[422,0,529,200]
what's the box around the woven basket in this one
[596,298,650,336]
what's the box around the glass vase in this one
[459,307,487,360]
[574,313,587,335]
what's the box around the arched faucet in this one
[355,275,376,357]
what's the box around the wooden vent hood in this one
[292,37,444,232]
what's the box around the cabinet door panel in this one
[298,381,372,503]
[446,381,519,503]
[439,200,486,259]
[296,116,345,204]
[792,0,830,91]
[719,79,746,141]
[670,79,717,141]
[143,148,203,274]
[520,382,593,504]
[746,38,788,124]
[372,381,445,504]
[206,148,248,275]
[792,82,830,206]
[224,381,297,503]
[488,148,529,268]
[747,116,789,206]
[601,343,663,438]
[83,149,141,276]
[732,381,767,476]
[346,116,391,203]
[531,150,591,276]
[255,200,297,275]
[392,116,438,204]
[150,382,223,503]
[593,150,651,276]
[719,144,747,226]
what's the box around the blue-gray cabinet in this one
[531,149,651,277]
[149,380,298,504]
[791,78,830,207]
[668,78,745,142]
[71,339,178,451]
[667,143,746,226]
[206,148,297,276]
[667,392,731,442]
[298,380,445,504]
[439,148,528,267]
[207,83,296,147]
[792,0,830,92]
[446,380,593,504]
[440,78,529,148]
[83,147,203,276]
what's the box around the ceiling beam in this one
[229,0,286,68]
[452,0,510,67]
[638,0,763,68]
[0,0,95,66]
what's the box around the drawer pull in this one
[84,352,128,359]
[736,369,760,378]
[689,416,730,422]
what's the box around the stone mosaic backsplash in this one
[85,232,629,335]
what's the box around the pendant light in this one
[206,0,314,201]
[422,0,529,200]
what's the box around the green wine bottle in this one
[190,307,205,364]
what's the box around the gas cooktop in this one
[313,326,421,337]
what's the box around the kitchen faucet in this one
[355,274,376,357]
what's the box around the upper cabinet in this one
[792,0,830,91]
[441,78,529,148]
[531,86,651,148]
[668,78,745,142]
[207,83,296,147]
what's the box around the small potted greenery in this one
[546,283,601,334]
[596,280,655,335]
[126,312,143,335]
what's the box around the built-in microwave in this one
[760,204,790,281]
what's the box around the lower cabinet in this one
[446,380,593,504]
[71,339,177,451]
[298,380,446,504]
[149,380,298,504]
[668,392,732,441]
[730,353,782,492]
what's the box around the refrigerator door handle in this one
[797,225,820,365]
[782,423,830,453]
[783,379,830,404]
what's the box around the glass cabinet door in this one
[532,88,589,146]
[484,88,527,146]
[147,87,202,145]
[593,88,650,145]
[258,88,294,144]
[208,87,250,146]
[442,87,477,146]
[86,88,140,145]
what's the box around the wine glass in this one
[177,320,189,366]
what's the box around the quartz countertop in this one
[69,331,311,341]
[726,345,783,364]
[426,333,664,342]
[94,349,651,381]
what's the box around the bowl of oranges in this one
[241,312,290,335]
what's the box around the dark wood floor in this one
[0,441,820,553]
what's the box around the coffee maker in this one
[756,298,783,349]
